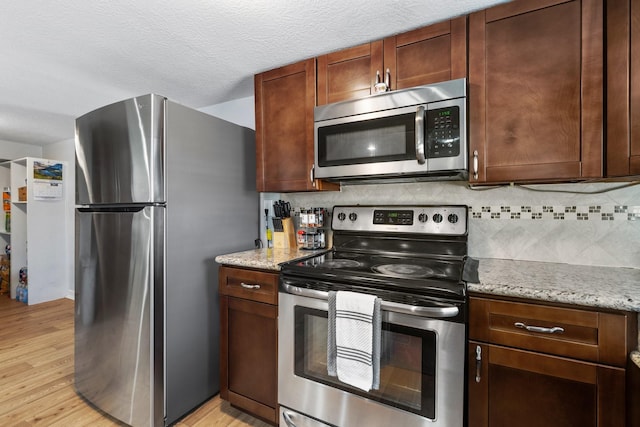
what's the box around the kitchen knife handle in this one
[415,106,426,165]
[240,283,261,290]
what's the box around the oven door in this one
[278,291,465,427]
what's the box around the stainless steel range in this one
[278,205,471,427]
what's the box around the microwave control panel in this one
[426,106,460,158]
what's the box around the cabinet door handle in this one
[415,106,426,165]
[309,165,315,187]
[472,150,479,180]
[240,282,261,290]
[475,345,482,383]
[282,411,297,427]
[514,322,564,334]
[374,69,389,93]
[385,68,391,91]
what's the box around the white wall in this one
[0,139,42,159]
[199,96,255,130]
[42,139,75,298]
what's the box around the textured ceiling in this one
[1,0,507,145]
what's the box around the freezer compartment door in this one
[75,94,165,205]
[75,206,165,426]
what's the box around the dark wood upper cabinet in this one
[317,41,384,105]
[383,17,467,91]
[607,0,640,176]
[317,17,467,105]
[255,59,338,192]
[469,0,604,184]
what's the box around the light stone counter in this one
[470,258,640,312]
[215,247,328,271]
[471,258,640,368]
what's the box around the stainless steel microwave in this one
[314,78,467,182]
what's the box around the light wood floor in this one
[0,296,272,427]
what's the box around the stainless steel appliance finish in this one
[278,205,470,427]
[75,94,258,426]
[280,406,333,427]
[278,292,466,427]
[314,79,467,182]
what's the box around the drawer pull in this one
[240,282,261,290]
[514,322,564,334]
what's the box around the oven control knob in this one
[348,212,358,222]
[418,213,428,223]
[448,213,459,224]
[432,213,443,223]
[337,212,346,221]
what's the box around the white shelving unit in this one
[0,161,11,297]
[9,157,68,304]
[0,161,11,241]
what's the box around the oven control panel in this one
[332,205,467,235]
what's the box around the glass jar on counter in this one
[301,229,325,250]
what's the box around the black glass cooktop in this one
[281,250,466,300]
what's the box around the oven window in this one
[294,306,436,419]
[317,113,416,167]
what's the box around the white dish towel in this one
[327,290,381,391]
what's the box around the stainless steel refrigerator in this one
[74,94,258,426]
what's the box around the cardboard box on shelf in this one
[0,255,9,295]
[18,186,26,201]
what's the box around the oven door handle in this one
[282,282,459,318]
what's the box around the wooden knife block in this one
[273,218,297,248]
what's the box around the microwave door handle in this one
[415,106,426,165]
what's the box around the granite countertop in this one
[471,258,640,312]
[215,247,328,271]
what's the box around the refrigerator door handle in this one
[77,204,161,213]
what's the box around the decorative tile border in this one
[470,205,640,221]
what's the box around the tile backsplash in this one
[282,181,640,268]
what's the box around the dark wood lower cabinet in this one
[219,266,279,425]
[468,342,626,427]
[468,296,636,427]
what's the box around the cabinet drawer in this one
[219,265,279,305]
[469,296,633,367]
